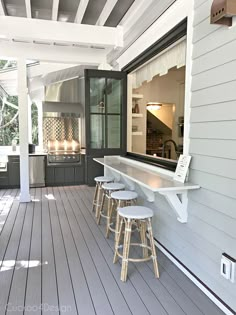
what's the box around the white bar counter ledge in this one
[94,156,200,223]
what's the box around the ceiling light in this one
[146,102,162,110]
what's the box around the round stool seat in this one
[102,182,125,191]
[118,206,153,219]
[111,190,137,201]
[95,176,114,183]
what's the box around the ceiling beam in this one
[96,0,118,26]
[0,16,123,48]
[0,0,6,15]
[0,41,106,64]
[25,0,32,18]
[74,0,89,24]
[52,0,59,21]
[119,0,154,33]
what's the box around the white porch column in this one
[36,101,43,150]
[28,95,32,143]
[18,58,31,203]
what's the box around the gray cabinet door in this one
[64,167,75,184]
[54,168,65,185]
[8,157,20,187]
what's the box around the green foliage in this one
[0,97,38,146]
[0,59,38,146]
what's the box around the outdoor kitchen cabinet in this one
[8,156,20,187]
[45,155,85,186]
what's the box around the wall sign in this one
[173,155,192,183]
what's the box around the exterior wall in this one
[114,0,236,312]
[188,0,236,310]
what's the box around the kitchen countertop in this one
[7,152,47,156]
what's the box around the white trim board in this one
[155,240,235,315]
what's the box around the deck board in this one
[0,186,226,315]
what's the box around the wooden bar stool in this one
[92,176,114,217]
[109,190,138,239]
[97,182,125,226]
[113,206,159,282]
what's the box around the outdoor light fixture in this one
[211,0,236,26]
[146,102,162,110]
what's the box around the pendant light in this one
[146,102,162,110]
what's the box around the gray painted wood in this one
[46,186,78,315]
[192,39,236,75]
[192,19,236,59]
[24,188,42,315]
[0,200,27,311]
[83,186,227,315]
[6,189,35,315]
[189,139,236,159]
[53,186,96,315]
[188,2,236,310]
[0,187,229,315]
[190,102,236,122]
[189,188,236,219]
[190,154,236,179]
[41,186,59,315]
[192,60,236,91]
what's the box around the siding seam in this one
[192,38,236,61]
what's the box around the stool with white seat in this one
[107,190,138,239]
[97,182,125,226]
[92,176,114,217]
[113,205,159,282]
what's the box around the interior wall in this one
[133,67,185,157]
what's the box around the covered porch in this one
[0,186,224,315]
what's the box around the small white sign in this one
[173,155,192,183]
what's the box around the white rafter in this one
[119,0,154,33]
[0,41,106,64]
[25,0,32,18]
[96,0,118,26]
[74,0,89,24]
[0,0,6,15]
[0,16,123,48]
[52,0,60,21]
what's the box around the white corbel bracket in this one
[139,186,155,203]
[120,175,135,191]
[159,190,188,223]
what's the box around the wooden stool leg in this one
[121,219,132,282]
[140,220,148,258]
[92,183,99,212]
[114,200,120,244]
[97,189,105,224]
[106,194,113,238]
[113,216,124,264]
[147,218,159,278]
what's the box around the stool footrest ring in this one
[115,243,153,263]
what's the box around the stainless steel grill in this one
[43,112,80,149]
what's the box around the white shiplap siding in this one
[188,0,236,310]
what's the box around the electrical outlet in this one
[221,253,236,283]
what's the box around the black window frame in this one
[122,18,188,172]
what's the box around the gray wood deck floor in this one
[0,186,225,315]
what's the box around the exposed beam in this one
[52,0,59,21]
[25,0,32,18]
[119,0,153,33]
[0,41,106,64]
[74,0,89,24]
[0,16,123,48]
[0,0,6,15]
[96,0,118,26]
